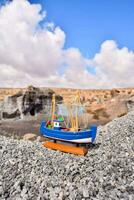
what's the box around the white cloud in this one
[0,0,134,88]
[91,40,134,87]
[0,0,65,86]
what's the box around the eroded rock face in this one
[126,95,134,111]
[1,92,22,119]
[0,86,62,120]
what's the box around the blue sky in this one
[28,0,134,58]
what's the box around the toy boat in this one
[40,93,97,144]
[40,121,97,143]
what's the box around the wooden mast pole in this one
[75,91,80,131]
[51,93,56,122]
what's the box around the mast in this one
[54,91,82,131]
[69,91,81,132]
[51,93,56,121]
[75,91,80,131]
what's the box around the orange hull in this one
[43,141,88,156]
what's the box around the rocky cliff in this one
[0,86,62,120]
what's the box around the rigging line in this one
[57,103,89,107]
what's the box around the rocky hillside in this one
[0,111,133,199]
[53,87,134,103]
[1,86,134,124]
[1,87,134,103]
[54,87,134,125]
[0,88,22,102]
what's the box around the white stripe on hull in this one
[71,138,92,143]
[43,135,92,143]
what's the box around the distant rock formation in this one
[85,94,133,125]
[0,86,63,120]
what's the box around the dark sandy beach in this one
[0,117,43,139]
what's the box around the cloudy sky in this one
[0,0,134,88]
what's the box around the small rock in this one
[36,136,45,142]
[58,191,64,200]
[82,187,89,198]
[23,133,37,141]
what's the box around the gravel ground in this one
[0,112,134,200]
